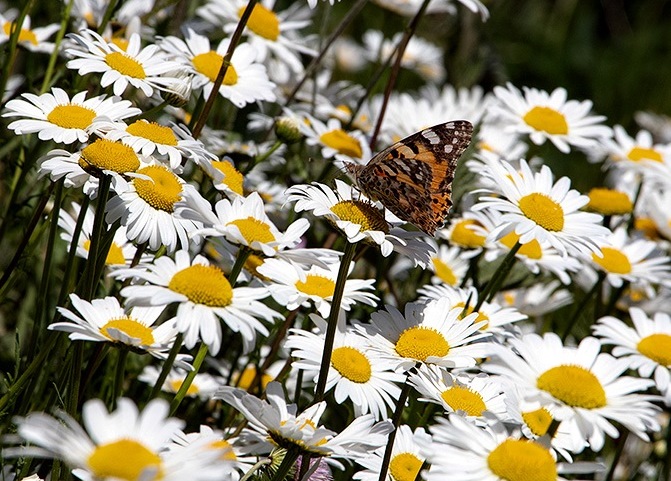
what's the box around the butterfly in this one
[344,120,473,236]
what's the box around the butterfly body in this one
[345,120,473,236]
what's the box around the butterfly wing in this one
[356,121,473,235]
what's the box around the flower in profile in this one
[489,83,612,153]
[585,187,634,217]
[602,125,671,170]
[594,307,671,405]
[484,332,661,451]
[285,312,403,420]
[2,87,140,144]
[257,257,378,317]
[438,213,488,257]
[8,398,226,481]
[0,14,59,53]
[66,30,182,97]
[114,250,280,353]
[496,280,572,318]
[215,382,392,459]
[474,157,611,256]
[426,243,469,287]
[138,366,223,399]
[300,116,371,168]
[160,30,276,108]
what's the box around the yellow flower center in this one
[591,247,632,274]
[521,407,553,437]
[212,160,244,195]
[244,253,269,280]
[451,219,486,248]
[330,200,389,233]
[133,165,183,213]
[234,365,273,390]
[87,439,163,481]
[586,188,633,215]
[487,439,557,481]
[518,192,565,232]
[126,120,178,146]
[319,129,363,158]
[523,106,568,135]
[83,239,126,265]
[169,378,199,395]
[192,51,238,84]
[295,274,335,298]
[168,264,233,307]
[105,51,146,79]
[79,139,140,174]
[210,439,237,461]
[239,4,280,41]
[637,334,671,366]
[100,317,155,345]
[110,36,129,51]
[389,452,423,481]
[227,217,276,245]
[331,346,372,383]
[46,104,97,130]
[499,231,542,259]
[395,326,448,361]
[441,386,486,416]
[627,146,663,163]
[454,302,490,330]
[431,258,457,285]
[634,217,660,239]
[3,22,38,45]
[536,365,606,409]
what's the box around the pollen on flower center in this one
[586,188,633,215]
[319,129,363,158]
[451,219,486,248]
[3,23,38,45]
[487,439,557,481]
[87,439,163,480]
[389,452,423,481]
[239,4,280,41]
[227,217,276,245]
[210,439,238,461]
[395,326,449,361]
[628,146,662,163]
[192,51,238,85]
[295,274,336,298]
[100,317,155,345]
[168,264,233,307]
[105,51,146,79]
[499,231,542,259]
[79,139,140,174]
[432,258,457,285]
[82,239,126,265]
[637,334,671,366]
[441,386,486,416]
[126,120,178,146]
[536,365,606,409]
[331,346,372,383]
[518,192,565,232]
[522,407,553,437]
[330,200,389,233]
[47,104,97,130]
[212,160,244,195]
[591,247,632,274]
[523,106,568,135]
[133,165,183,212]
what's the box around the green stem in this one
[149,333,183,400]
[378,372,413,481]
[40,0,75,93]
[243,140,282,175]
[561,271,606,342]
[169,342,209,415]
[66,342,84,415]
[603,429,628,481]
[79,175,111,300]
[239,457,272,481]
[314,241,357,402]
[0,0,34,108]
[97,0,119,34]
[58,197,91,304]
[111,348,130,409]
[473,241,521,312]
[229,246,252,285]
[269,447,300,481]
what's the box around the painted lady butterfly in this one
[344,121,473,236]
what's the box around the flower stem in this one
[239,457,272,481]
[170,341,209,415]
[378,371,414,481]
[473,241,521,311]
[111,348,130,409]
[561,271,606,342]
[40,0,75,93]
[314,241,357,402]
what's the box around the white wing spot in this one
[444,144,454,154]
[422,129,441,145]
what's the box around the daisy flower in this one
[0,14,59,53]
[285,312,404,420]
[496,280,573,318]
[584,186,634,217]
[286,180,434,267]
[594,307,671,405]
[256,257,378,317]
[49,294,191,369]
[215,381,392,459]
[178,191,309,257]
[105,162,205,253]
[160,30,276,108]
[587,226,671,289]
[372,0,489,19]
[58,201,150,270]
[602,125,671,170]
[66,29,183,97]
[427,243,469,287]
[8,398,226,481]
[473,157,611,256]
[197,0,316,82]
[421,414,603,481]
[437,213,489,257]
[200,157,246,197]
[300,116,372,168]
[2,87,140,144]
[114,250,280,354]
[353,425,431,481]
[474,121,529,160]
[358,297,490,372]
[409,365,508,423]
[138,366,223,400]
[489,83,612,153]
[483,332,661,451]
